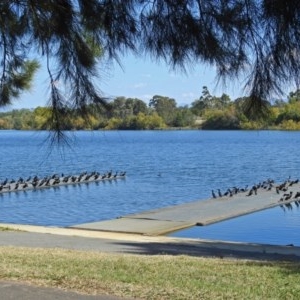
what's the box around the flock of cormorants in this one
[276,179,300,211]
[211,177,300,210]
[211,178,275,198]
[0,170,126,194]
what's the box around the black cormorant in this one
[294,191,300,199]
[218,189,222,197]
[246,189,253,196]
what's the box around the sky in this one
[8,53,247,110]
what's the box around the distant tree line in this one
[1,87,300,131]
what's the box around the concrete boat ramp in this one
[72,181,300,236]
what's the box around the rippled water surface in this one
[0,130,299,245]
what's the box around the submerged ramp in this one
[73,181,300,236]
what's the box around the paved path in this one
[0,224,299,299]
[72,182,300,235]
[0,281,129,300]
[1,224,299,259]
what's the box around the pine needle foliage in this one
[1,1,300,139]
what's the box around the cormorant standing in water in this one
[246,189,253,196]
[239,185,248,193]
[294,191,300,199]
[32,181,38,188]
[284,191,293,201]
[252,185,257,195]
[218,189,222,197]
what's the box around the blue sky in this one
[9,53,246,110]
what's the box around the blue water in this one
[0,130,299,245]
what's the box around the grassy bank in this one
[0,247,300,299]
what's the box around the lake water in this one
[0,130,299,246]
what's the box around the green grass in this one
[0,247,300,299]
